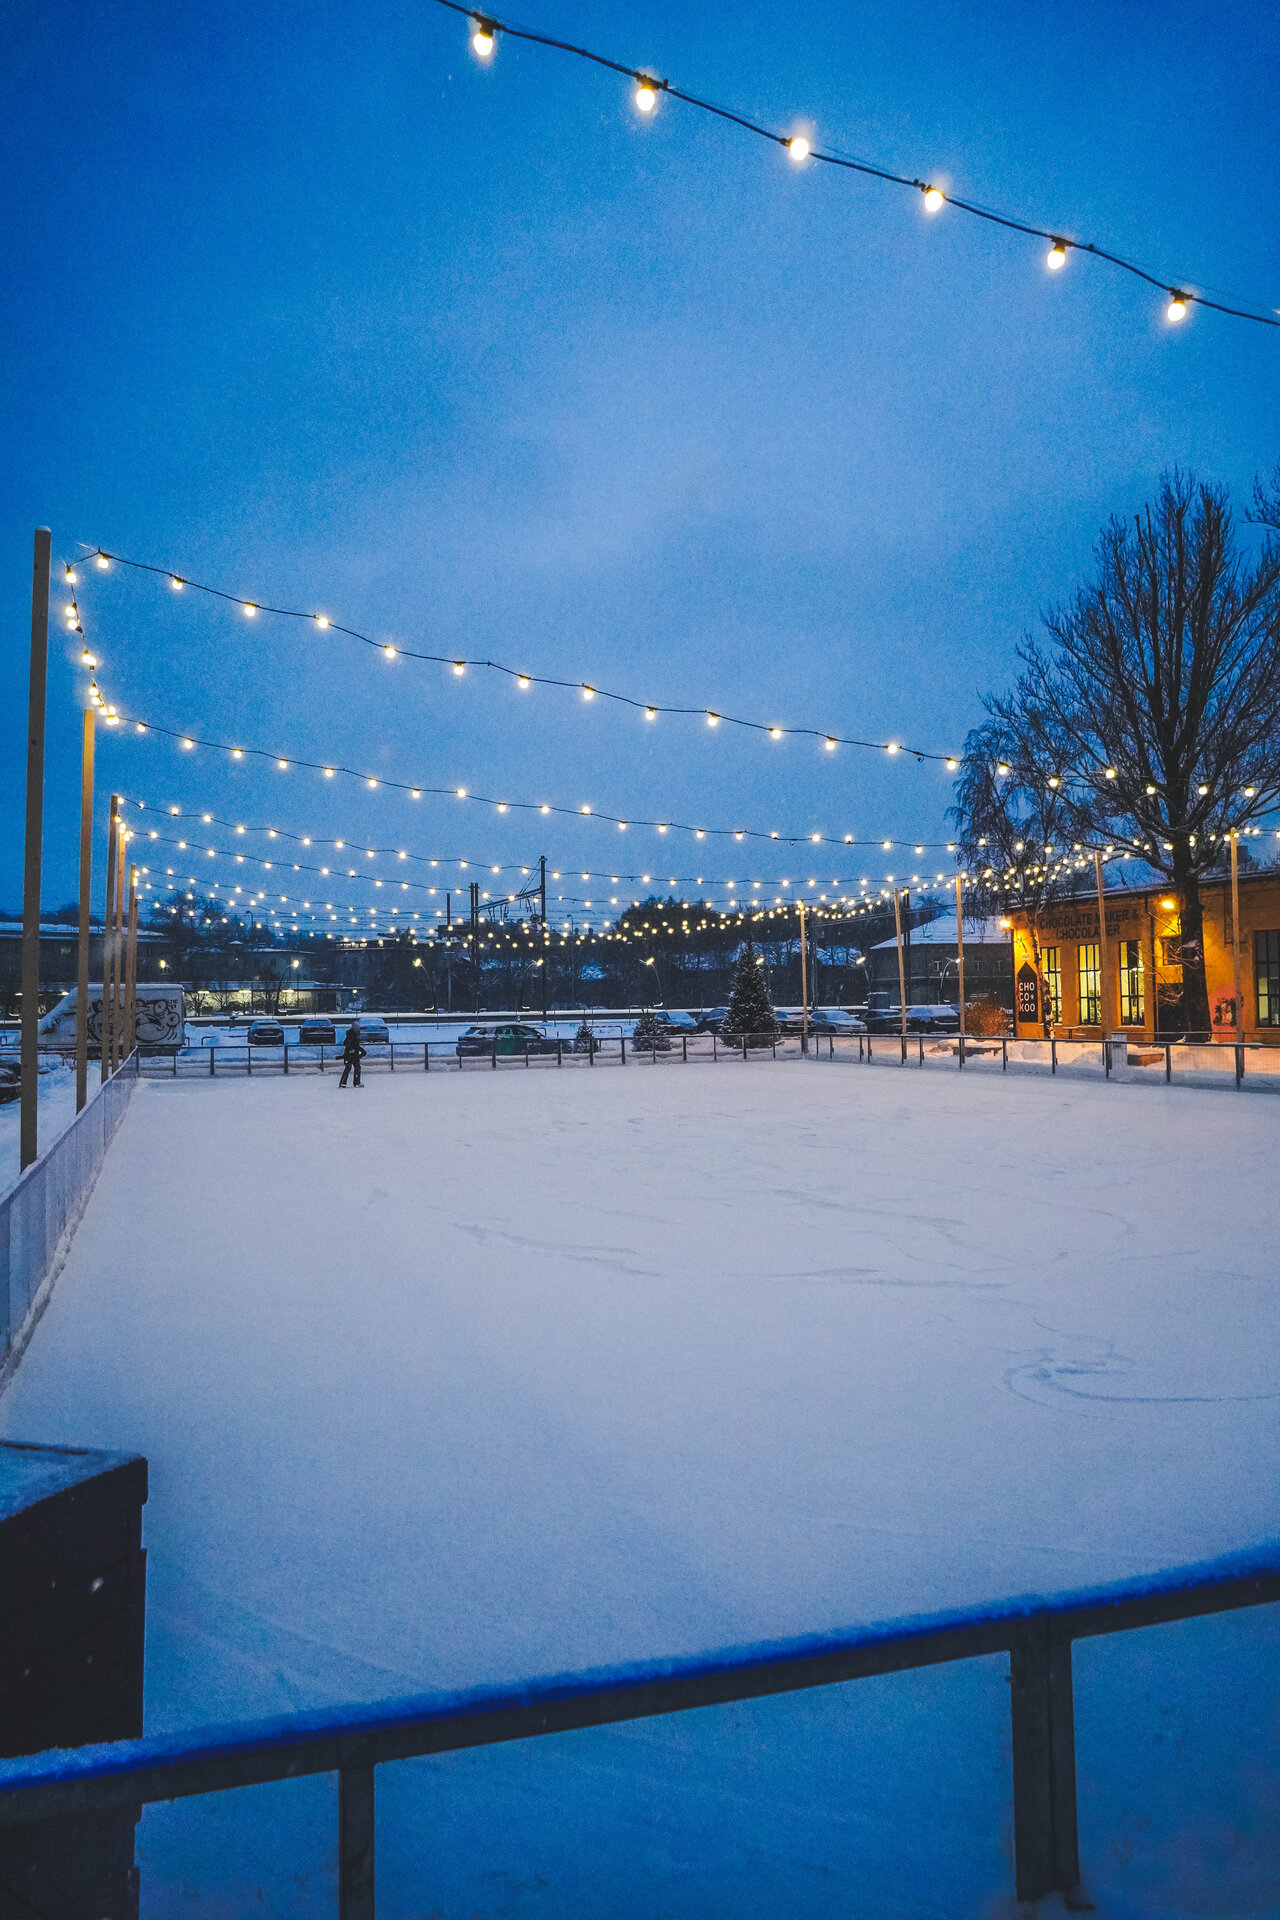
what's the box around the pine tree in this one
[573,1017,595,1054]
[632,1006,671,1052]
[721,936,778,1046]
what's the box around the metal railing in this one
[0,1053,138,1367]
[1,1547,1275,1912]
[131,1028,1280,1093]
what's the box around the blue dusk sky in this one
[2,0,1277,922]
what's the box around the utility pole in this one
[124,865,139,1057]
[797,899,809,1053]
[1230,830,1243,1043]
[539,855,548,1019]
[101,797,120,1083]
[1093,851,1112,1033]
[892,886,908,1047]
[470,881,480,1012]
[20,528,51,1172]
[75,707,95,1111]
[954,875,966,1040]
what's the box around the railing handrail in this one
[2,1541,1276,1826]
[0,1048,138,1209]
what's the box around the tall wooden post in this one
[75,708,96,1111]
[954,876,966,1037]
[540,855,548,1019]
[20,529,52,1172]
[101,796,120,1083]
[111,827,126,1071]
[1230,831,1243,1042]
[124,865,139,1058]
[1093,851,1112,1031]
[892,887,908,1044]
[797,900,809,1052]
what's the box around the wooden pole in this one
[797,900,809,1052]
[75,708,95,1111]
[892,887,908,1044]
[124,865,139,1058]
[1093,851,1112,1032]
[102,796,120,1083]
[1230,831,1243,1043]
[954,876,966,1038]
[111,827,126,1070]
[20,528,52,1172]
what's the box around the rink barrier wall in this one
[0,1543,1276,1910]
[135,1028,1280,1094]
[0,1054,138,1370]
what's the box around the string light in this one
[1046,239,1068,270]
[1167,291,1188,322]
[427,0,1276,329]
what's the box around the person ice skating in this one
[339,1023,366,1087]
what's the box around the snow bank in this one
[2,1065,1276,1915]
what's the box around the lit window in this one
[1041,947,1062,1024]
[1256,931,1280,1028]
[1077,943,1101,1026]
[1118,940,1144,1025]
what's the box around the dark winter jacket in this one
[342,1031,367,1063]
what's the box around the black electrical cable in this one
[430,0,1279,330]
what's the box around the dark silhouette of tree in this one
[951,709,1098,1031]
[1008,472,1280,1033]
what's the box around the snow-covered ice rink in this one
[3,1063,1278,1916]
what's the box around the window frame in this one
[1118,939,1145,1025]
[1041,946,1062,1025]
[1077,942,1101,1027]
[1256,930,1280,1028]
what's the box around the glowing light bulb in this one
[1166,291,1188,322]
[788,136,810,162]
[945,757,958,770]
[886,742,900,755]
[169,575,185,591]
[95,553,110,569]
[634,79,657,113]
[582,686,595,700]
[1105,767,1117,780]
[81,648,95,666]
[922,186,945,212]
[706,712,719,727]
[456,787,467,797]
[452,661,465,675]
[517,675,530,688]
[65,567,77,583]
[277,759,288,769]
[383,645,396,657]
[996,762,1010,775]
[824,738,836,751]
[471,19,495,57]
[183,738,195,749]
[1046,239,1068,270]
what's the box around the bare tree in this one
[1016,472,1280,1033]
[951,706,1096,1030]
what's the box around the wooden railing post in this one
[338,1764,375,1919]
[1009,1620,1082,1906]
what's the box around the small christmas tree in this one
[721,936,778,1046]
[632,1006,671,1052]
[573,1017,595,1054]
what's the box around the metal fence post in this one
[682,1034,687,1063]
[557,1038,562,1066]
[743,1035,748,1062]
[283,1044,289,1077]
[424,1043,429,1073]
[621,1035,626,1064]
[1165,1043,1172,1084]
[209,1047,215,1078]
[338,1764,375,1920]
[900,1033,907,1066]
[1002,1038,1008,1072]
[491,1041,497,1070]
[1104,1039,1110,1079]
[1009,1620,1081,1905]
[1051,1037,1057,1075]
[918,1034,923,1067]
[958,1034,964,1070]
[712,1032,717,1061]
[389,1044,395,1073]
[524,1042,530,1067]
[1235,1043,1244,1088]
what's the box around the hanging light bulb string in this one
[89,689,971,850]
[435,0,1277,329]
[73,545,962,767]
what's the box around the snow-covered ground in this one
[2,1066,1277,1915]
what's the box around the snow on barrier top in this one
[2,1536,1276,1820]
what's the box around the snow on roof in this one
[869,915,1007,951]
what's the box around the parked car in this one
[299,1019,337,1045]
[695,1007,729,1033]
[0,1060,19,1106]
[864,1003,961,1035]
[650,1009,698,1033]
[809,1007,868,1035]
[456,1023,557,1059]
[245,1020,285,1046]
[775,1008,808,1036]
[349,1018,391,1046]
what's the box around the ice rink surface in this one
[3,1062,1278,1916]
